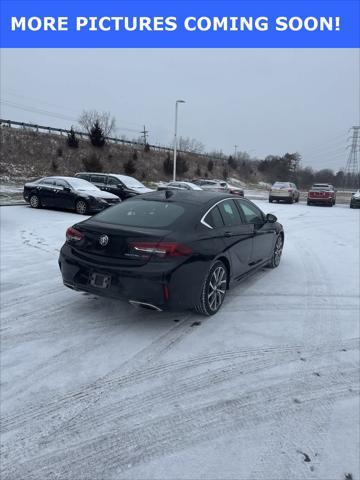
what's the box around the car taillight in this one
[129,241,192,259]
[288,189,293,192]
[66,227,84,242]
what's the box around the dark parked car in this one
[350,190,360,208]
[59,191,284,315]
[23,176,120,214]
[307,184,336,206]
[75,172,153,200]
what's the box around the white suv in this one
[269,182,300,204]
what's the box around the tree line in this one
[63,109,358,189]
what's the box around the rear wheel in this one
[194,260,228,316]
[267,235,283,268]
[75,199,88,215]
[289,197,294,204]
[269,197,273,203]
[29,194,41,209]
[307,200,311,206]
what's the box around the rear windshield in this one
[312,184,332,190]
[273,182,290,188]
[94,200,186,228]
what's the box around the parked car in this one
[307,184,336,206]
[59,191,284,316]
[75,172,153,200]
[193,179,244,197]
[269,182,300,203]
[23,176,120,214]
[350,190,360,208]
[157,181,203,191]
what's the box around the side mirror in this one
[266,213,277,223]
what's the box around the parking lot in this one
[1,201,359,479]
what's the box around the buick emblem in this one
[99,234,109,247]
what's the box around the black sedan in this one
[59,191,284,315]
[23,176,120,214]
[350,190,360,208]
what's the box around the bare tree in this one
[178,137,205,154]
[78,110,116,137]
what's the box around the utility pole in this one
[234,145,238,158]
[173,100,185,181]
[344,126,360,187]
[140,125,149,145]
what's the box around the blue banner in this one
[0,1,359,48]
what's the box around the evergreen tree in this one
[89,121,106,147]
[124,159,137,175]
[163,153,173,175]
[67,127,79,148]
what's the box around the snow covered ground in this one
[1,202,359,480]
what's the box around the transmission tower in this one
[345,126,360,176]
[140,125,149,145]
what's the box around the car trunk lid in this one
[70,223,171,266]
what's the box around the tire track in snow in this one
[2,339,358,467]
[249,233,355,479]
[3,365,358,480]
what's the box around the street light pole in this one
[173,100,185,181]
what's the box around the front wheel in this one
[194,260,228,316]
[75,199,88,215]
[267,235,283,269]
[29,194,41,208]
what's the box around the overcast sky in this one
[1,48,359,171]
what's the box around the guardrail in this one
[0,118,224,161]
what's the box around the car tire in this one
[29,194,41,209]
[267,234,284,269]
[75,199,88,215]
[289,197,294,204]
[194,260,228,316]
[307,200,311,206]
[269,197,273,203]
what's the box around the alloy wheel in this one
[273,236,283,266]
[207,265,227,312]
[76,200,87,215]
[30,195,39,208]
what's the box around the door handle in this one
[224,231,233,237]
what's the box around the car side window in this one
[40,178,55,186]
[203,206,224,229]
[77,174,89,181]
[55,179,68,188]
[108,177,120,187]
[90,175,105,184]
[237,200,264,226]
[217,200,243,227]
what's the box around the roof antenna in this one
[165,190,174,199]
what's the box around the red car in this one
[307,184,336,207]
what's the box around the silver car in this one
[269,182,300,204]
[157,181,203,191]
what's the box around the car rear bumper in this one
[59,244,207,310]
[270,194,292,200]
[308,197,334,204]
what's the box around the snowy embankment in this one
[1,202,359,480]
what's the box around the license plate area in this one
[89,272,111,289]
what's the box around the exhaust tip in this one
[129,300,162,312]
